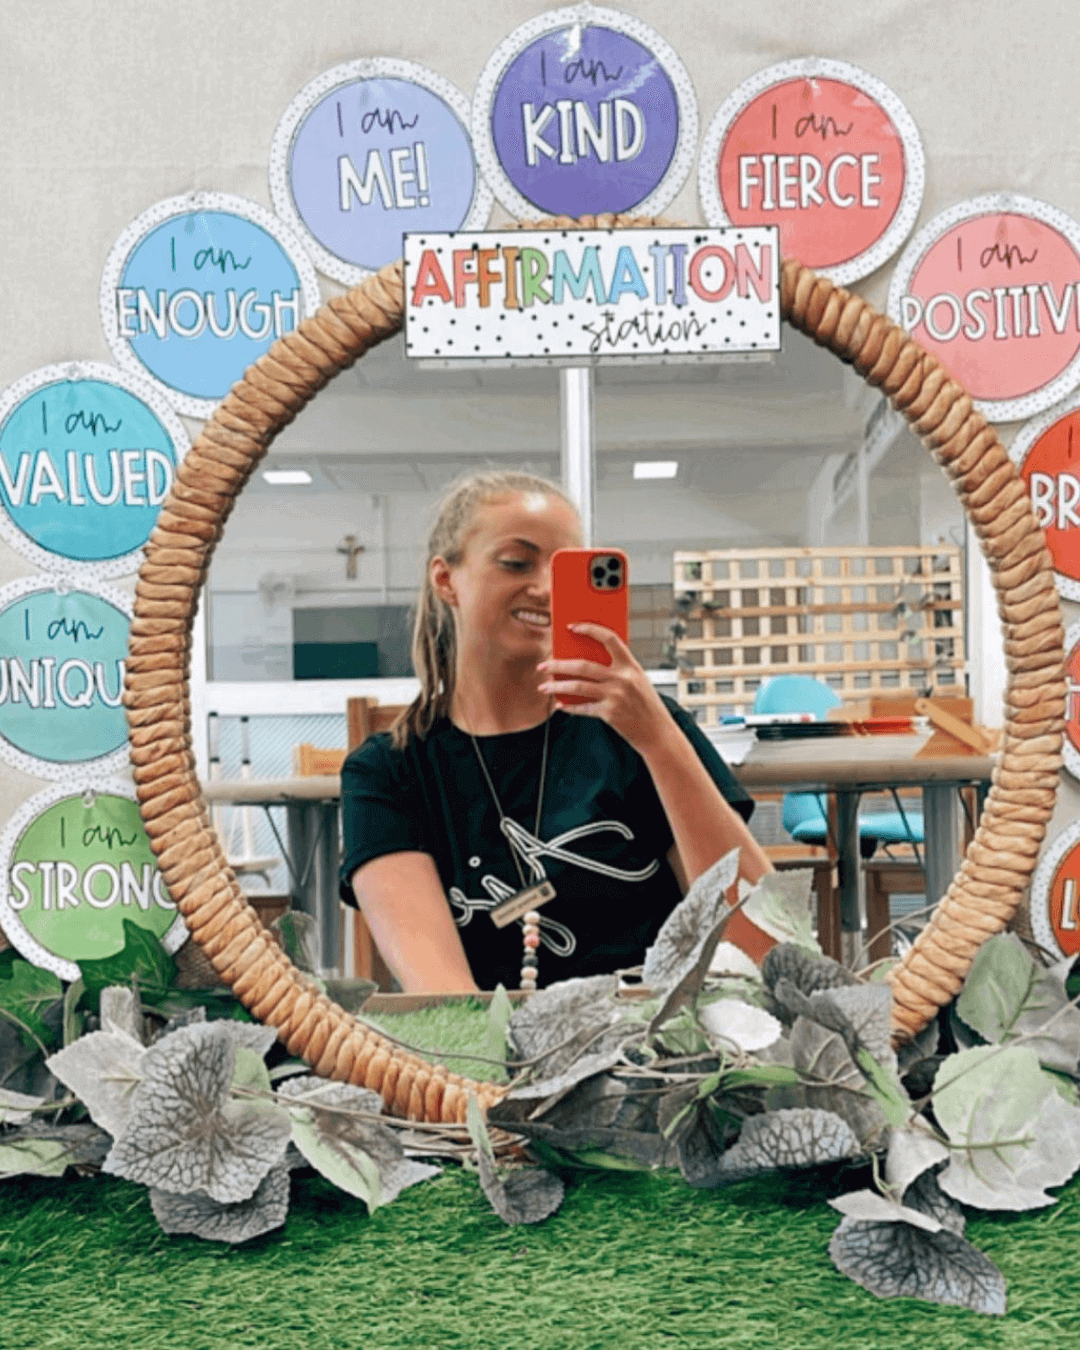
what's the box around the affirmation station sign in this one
[404,226,779,361]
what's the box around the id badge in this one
[489,880,556,929]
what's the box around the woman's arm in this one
[350,852,480,994]
[539,625,775,960]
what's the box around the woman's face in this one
[434,491,582,663]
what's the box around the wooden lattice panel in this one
[674,545,966,726]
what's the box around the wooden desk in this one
[733,732,994,939]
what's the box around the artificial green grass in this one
[2,1007,1077,1350]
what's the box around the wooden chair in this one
[293,743,348,776]
[865,854,925,965]
[343,697,410,990]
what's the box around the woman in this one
[338,470,774,993]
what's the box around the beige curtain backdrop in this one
[0,0,1077,876]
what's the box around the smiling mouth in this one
[512,609,551,630]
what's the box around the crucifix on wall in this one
[337,534,365,580]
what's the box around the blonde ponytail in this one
[390,469,575,748]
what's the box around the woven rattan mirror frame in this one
[124,214,1066,1123]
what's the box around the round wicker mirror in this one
[124,214,1066,1123]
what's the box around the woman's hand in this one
[537,622,671,755]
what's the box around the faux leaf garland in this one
[5,858,1080,1318]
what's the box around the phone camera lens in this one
[591,567,606,584]
[607,575,621,588]
[606,559,620,573]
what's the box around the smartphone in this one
[550,548,630,706]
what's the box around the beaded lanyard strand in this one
[467,714,552,992]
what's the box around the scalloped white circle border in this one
[0,574,135,782]
[1007,390,1080,603]
[471,4,698,221]
[697,56,925,287]
[1030,814,1080,963]
[1058,615,1080,783]
[0,362,191,581]
[99,191,322,420]
[887,193,1080,424]
[0,775,189,982]
[269,57,494,286]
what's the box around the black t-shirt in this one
[338,695,753,989]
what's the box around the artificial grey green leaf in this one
[828,1215,1006,1315]
[150,1161,290,1244]
[271,911,319,976]
[483,984,513,1082]
[855,1049,911,1129]
[103,1022,290,1203]
[641,847,742,992]
[823,985,896,1069]
[934,1045,1080,1210]
[0,1087,45,1126]
[507,975,625,1079]
[279,1075,437,1209]
[222,1022,278,1058]
[885,1123,950,1197]
[100,986,147,1046]
[232,1046,272,1094]
[492,1070,676,1170]
[829,1188,941,1233]
[658,1087,737,1188]
[774,981,895,1073]
[466,1088,564,1224]
[768,1016,887,1150]
[0,1122,110,1175]
[717,1108,860,1182]
[903,1166,966,1237]
[956,932,1080,1073]
[700,998,782,1053]
[897,1017,941,1074]
[46,1029,146,1137]
[0,1137,70,1179]
[761,944,857,999]
[477,1148,565,1226]
[501,1047,628,1118]
[741,870,820,953]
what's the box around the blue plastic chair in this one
[753,676,924,855]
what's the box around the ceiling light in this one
[262,469,312,486]
[633,461,678,480]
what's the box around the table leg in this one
[284,802,342,977]
[835,790,862,948]
[922,785,964,910]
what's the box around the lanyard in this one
[467,714,552,893]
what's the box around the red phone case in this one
[550,548,629,706]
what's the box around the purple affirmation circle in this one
[289,77,477,274]
[490,25,679,217]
